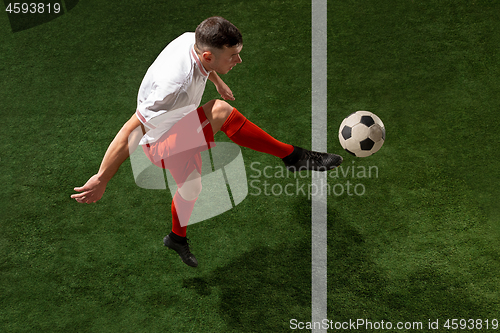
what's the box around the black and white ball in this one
[338,111,385,157]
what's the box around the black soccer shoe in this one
[282,146,343,172]
[163,235,198,267]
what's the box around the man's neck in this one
[193,44,211,72]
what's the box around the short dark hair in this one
[195,17,242,51]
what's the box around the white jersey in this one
[135,32,210,143]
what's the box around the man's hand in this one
[209,71,235,101]
[215,79,235,101]
[71,174,107,204]
[70,113,142,204]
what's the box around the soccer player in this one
[71,17,342,267]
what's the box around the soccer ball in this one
[338,111,385,157]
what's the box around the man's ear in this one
[202,51,214,63]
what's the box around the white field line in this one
[311,0,328,332]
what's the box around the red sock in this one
[171,190,197,237]
[220,108,294,159]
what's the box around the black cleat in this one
[282,146,343,172]
[163,235,198,267]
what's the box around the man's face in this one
[210,45,243,74]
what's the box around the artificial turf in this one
[1,0,499,332]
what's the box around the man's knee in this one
[203,99,233,121]
[202,99,234,133]
[178,177,202,201]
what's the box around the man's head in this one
[195,17,243,74]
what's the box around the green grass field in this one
[1,0,499,332]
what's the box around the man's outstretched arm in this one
[71,113,143,204]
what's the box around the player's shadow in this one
[183,242,311,332]
[181,277,212,296]
[182,195,313,331]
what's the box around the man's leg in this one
[202,99,294,158]
[202,99,343,171]
[164,167,202,268]
[142,108,214,268]
[171,168,202,235]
